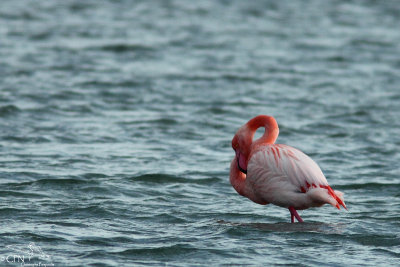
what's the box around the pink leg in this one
[288,207,304,223]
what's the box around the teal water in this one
[1,0,400,266]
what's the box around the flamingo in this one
[230,115,346,223]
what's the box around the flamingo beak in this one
[235,150,247,175]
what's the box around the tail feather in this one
[333,190,347,210]
[307,188,337,208]
[318,185,347,210]
[307,186,347,210]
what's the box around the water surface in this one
[1,0,400,266]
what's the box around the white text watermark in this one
[1,242,54,266]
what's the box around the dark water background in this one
[1,0,400,266]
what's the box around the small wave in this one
[78,80,144,88]
[0,11,39,21]
[22,103,96,117]
[294,41,334,51]
[29,31,52,41]
[95,43,155,53]
[372,248,400,258]
[328,132,349,138]
[77,185,112,195]
[335,182,400,190]
[1,135,51,143]
[0,207,30,216]
[136,212,189,224]
[76,236,134,246]
[221,74,264,83]
[1,171,52,184]
[58,104,95,115]
[42,221,88,228]
[130,173,220,185]
[326,109,371,120]
[143,118,179,125]
[81,172,110,179]
[218,220,346,234]
[12,177,95,189]
[325,55,349,63]
[304,121,344,129]
[310,81,340,89]
[350,234,400,247]
[4,232,67,242]
[50,90,86,100]
[60,205,118,218]
[0,105,20,117]
[0,190,47,198]
[114,244,196,256]
[117,118,179,127]
[349,39,393,48]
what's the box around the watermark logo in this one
[1,242,54,266]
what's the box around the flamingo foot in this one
[288,207,304,223]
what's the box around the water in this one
[1,0,400,266]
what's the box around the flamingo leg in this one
[288,207,304,223]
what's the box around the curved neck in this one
[247,115,279,146]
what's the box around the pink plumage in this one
[230,115,346,223]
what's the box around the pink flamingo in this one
[230,115,346,223]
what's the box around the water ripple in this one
[1,0,400,266]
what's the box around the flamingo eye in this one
[232,143,239,151]
[232,136,238,150]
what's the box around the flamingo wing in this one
[247,144,346,209]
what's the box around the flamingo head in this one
[232,115,279,174]
[232,125,252,174]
